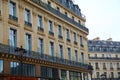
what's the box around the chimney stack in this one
[107,38,112,41]
[93,37,100,40]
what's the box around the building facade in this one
[0,0,90,80]
[88,38,120,80]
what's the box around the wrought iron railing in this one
[30,0,89,33]
[0,43,89,69]
[89,57,120,60]
[9,14,18,21]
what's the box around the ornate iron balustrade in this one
[89,57,120,60]
[30,0,89,33]
[0,43,89,69]
[9,14,18,21]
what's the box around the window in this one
[73,32,77,44]
[25,9,31,23]
[75,50,78,62]
[80,36,83,47]
[10,1,16,16]
[57,7,60,11]
[78,20,81,24]
[81,52,84,64]
[104,72,107,78]
[0,60,3,73]
[59,45,63,58]
[38,38,44,54]
[72,16,74,21]
[96,72,100,78]
[48,1,51,6]
[95,62,99,69]
[110,63,113,69]
[111,72,114,78]
[26,34,31,52]
[117,63,120,69]
[9,28,17,52]
[116,54,118,58]
[94,54,97,58]
[103,63,106,69]
[61,70,67,80]
[9,29,17,47]
[102,54,104,58]
[65,12,68,16]
[9,1,18,21]
[41,66,59,78]
[49,42,54,56]
[58,25,62,38]
[118,72,120,78]
[38,15,43,30]
[10,62,36,76]
[66,29,70,41]
[49,20,54,35]
[68,48,71,60]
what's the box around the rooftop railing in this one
[0,43,89,69]
[30,0,89,33]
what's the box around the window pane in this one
[0,60,3,73]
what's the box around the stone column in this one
[67,70,70,80]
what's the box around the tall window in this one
[25,9,31,23]
[111,72,114,78]
[68,48,71,60]
[102,54,104,58]
[104,72,107,78]
[65,12,68,16]
[49,20,53,32]
[81,52,84,64]
[118,72,120,78]
[0,60,3,73]
[103,63,106,69]
[95,63,99,69]
[95,54,97,58]
[38,38,44,54]
[26,34,31,52]
[58,25,62,36]
[66,29,70,41]
[38,15,43,29]
[117,63,120,69]
[80,36,83,47]
[75,50,78,62]
[74,32,77,42]
[96,72,100,78]
[49,42,54,56]
[48,1,51,6]
[10,1,16,16]
[110,63,113,69]
[9,29,17,47]
[59,45,63,58]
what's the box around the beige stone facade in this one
[0,0,90,80]
[88,39,120,80]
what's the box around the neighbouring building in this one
[0,0,91,80]
[88,37,120,80]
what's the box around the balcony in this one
[25,21,32,27]
[89,57,120,60]
[74,41,78,45]
[96,67,99,70]
[66,38,71,42]
[0,43,89,69]
[80,44,84,47]
[9,14,18,21]
[31,0,89,33]
[38,27,44,32]
[110,68,114,70]
[58,35,63,39]
[103,67,107,70]
[49,31,54,36]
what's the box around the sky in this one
[74,0,120,41]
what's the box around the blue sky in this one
[74,0,120,41]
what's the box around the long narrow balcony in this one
[0,43,89,69]
[30,0,89,33]
[89,57,120,60]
